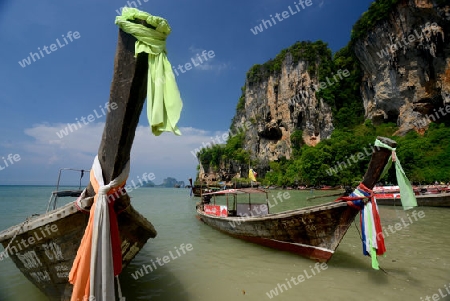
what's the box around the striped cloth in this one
[69,156,129,301]
[339,185,386,270]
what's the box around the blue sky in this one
[0,0,374,185]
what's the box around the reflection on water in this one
[0,187,449,301]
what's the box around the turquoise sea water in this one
[0,186,449,301]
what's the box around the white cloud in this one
[186,45,231,73]
[195,62,231,72]
[12,122,227,185]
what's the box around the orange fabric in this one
[69,169,127,301]
[69,198,95,300]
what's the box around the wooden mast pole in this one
[82,21,156,210]
[360,136,397,190]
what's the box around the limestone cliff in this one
[230,42,334,167]
[352,0,450,135]
[199,1,450,183]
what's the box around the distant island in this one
[142,177,185,188]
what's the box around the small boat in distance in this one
[374,185,450,207]
[196,137,397,262]
[192,186,222,197]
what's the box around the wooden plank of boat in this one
[0,24,156,301]
[196,137,397,262]
[52,190,84,198]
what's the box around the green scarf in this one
[374,139,417,210]
[115,8,182,136]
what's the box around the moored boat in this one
[0,188,156,300]
[196,137,398,263]
[0,8,182,301]
[192,185,222,197]
[374,185,450,207]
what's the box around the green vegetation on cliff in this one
[264,124,450,186]
[199,36,450,186]
[198,1,450,187]
[246,40,342,110]
[236,86,246,113]
[245,40,363,119]
[246,41,332,85]
[350,0,401,42]
[326,45,365,128]
[350,0,447,42]
[197,131,250,172]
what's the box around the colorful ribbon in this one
[69,156,129,301]
[115,8,183,136]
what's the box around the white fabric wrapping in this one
[363,206,370,251]
[363,202,378,251]
[89,155,130,301]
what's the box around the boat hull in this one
[197,201,359,262]
[375,193,450,207]
[0,201,156,301]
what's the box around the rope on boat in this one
[0,217,31,260]
[74,193,130,215]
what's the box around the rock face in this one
[231,49,334,166]
[208,1,450,181]
[353,0,450,135]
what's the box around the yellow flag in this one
[249,169,256,182]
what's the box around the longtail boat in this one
[0,8,181,301]
[374,186,450,207]
[197,137,398,263]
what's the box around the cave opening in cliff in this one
[386,110,399,124]
[419,96,450,127]
[266,111,272,122]
[297,112,303,127]
[259,126,282,141]
[372,110,399,126]
[274,84,279,101]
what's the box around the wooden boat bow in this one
[361,137,396,190]
[0,22,159,301]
